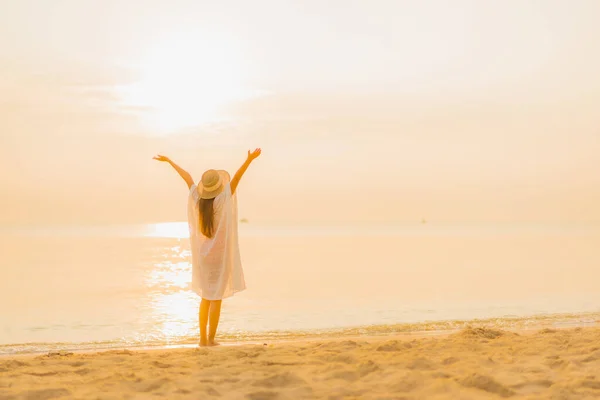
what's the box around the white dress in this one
[187,182,246,300]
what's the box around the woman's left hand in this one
[247,148,262,161]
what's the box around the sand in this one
[1,327,600,399]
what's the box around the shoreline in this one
[2,326,600,399]
[2,317,598,359]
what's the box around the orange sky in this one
[1,0,599,225]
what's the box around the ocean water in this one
[0,222,599,355]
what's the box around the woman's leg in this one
[208,300,222,346]
[199,298,211,346]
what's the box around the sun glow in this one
[117,35,263,133]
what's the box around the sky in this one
[1,0,599,226]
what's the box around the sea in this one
[1,222,599,355]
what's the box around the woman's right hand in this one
[153,154,171,163]
[247,148,262,161]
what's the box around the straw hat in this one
[197,169,230,199]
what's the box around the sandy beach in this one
[1,327,599,399]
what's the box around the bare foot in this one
[199,338,208,347]
[208,340,220,347]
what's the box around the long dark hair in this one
[198,198,215,238]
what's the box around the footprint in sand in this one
[580,380,600,390]
[357,360,380,377]
[459,327,515,340]
[73,368,93,376]
[376,340,412,352]
[24,370,62,377]
[510,379,554,394]
[407,357,436,370]
[204,386,221,396]
[252,372,306,388]
[0,359,30,372]
[68,361,86,368]
[545,357,568,369]
[442,357,459,365]
[538,328,558,335]
[393,372,424,393]
[458,373,515,398]
[102,349,135,356]
[18,388,71,400]
[246,391,279,400]
[582,350,600,362]
[328,369,359,382]
[326,354,357,364]
[35,351,73,360]
[152,361,172,369]
[336,340,362,349]
[136,377,171,392]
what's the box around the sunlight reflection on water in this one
[144,243,198,342]
[145,222,189,239]
[147,260,190,290]
[151,291,197,342]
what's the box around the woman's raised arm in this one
[230,148,261,195]
[153,155,194,189]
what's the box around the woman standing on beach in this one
[154,149,262,346]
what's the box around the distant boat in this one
[240,218,249,223]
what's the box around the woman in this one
[153,148,261,346]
